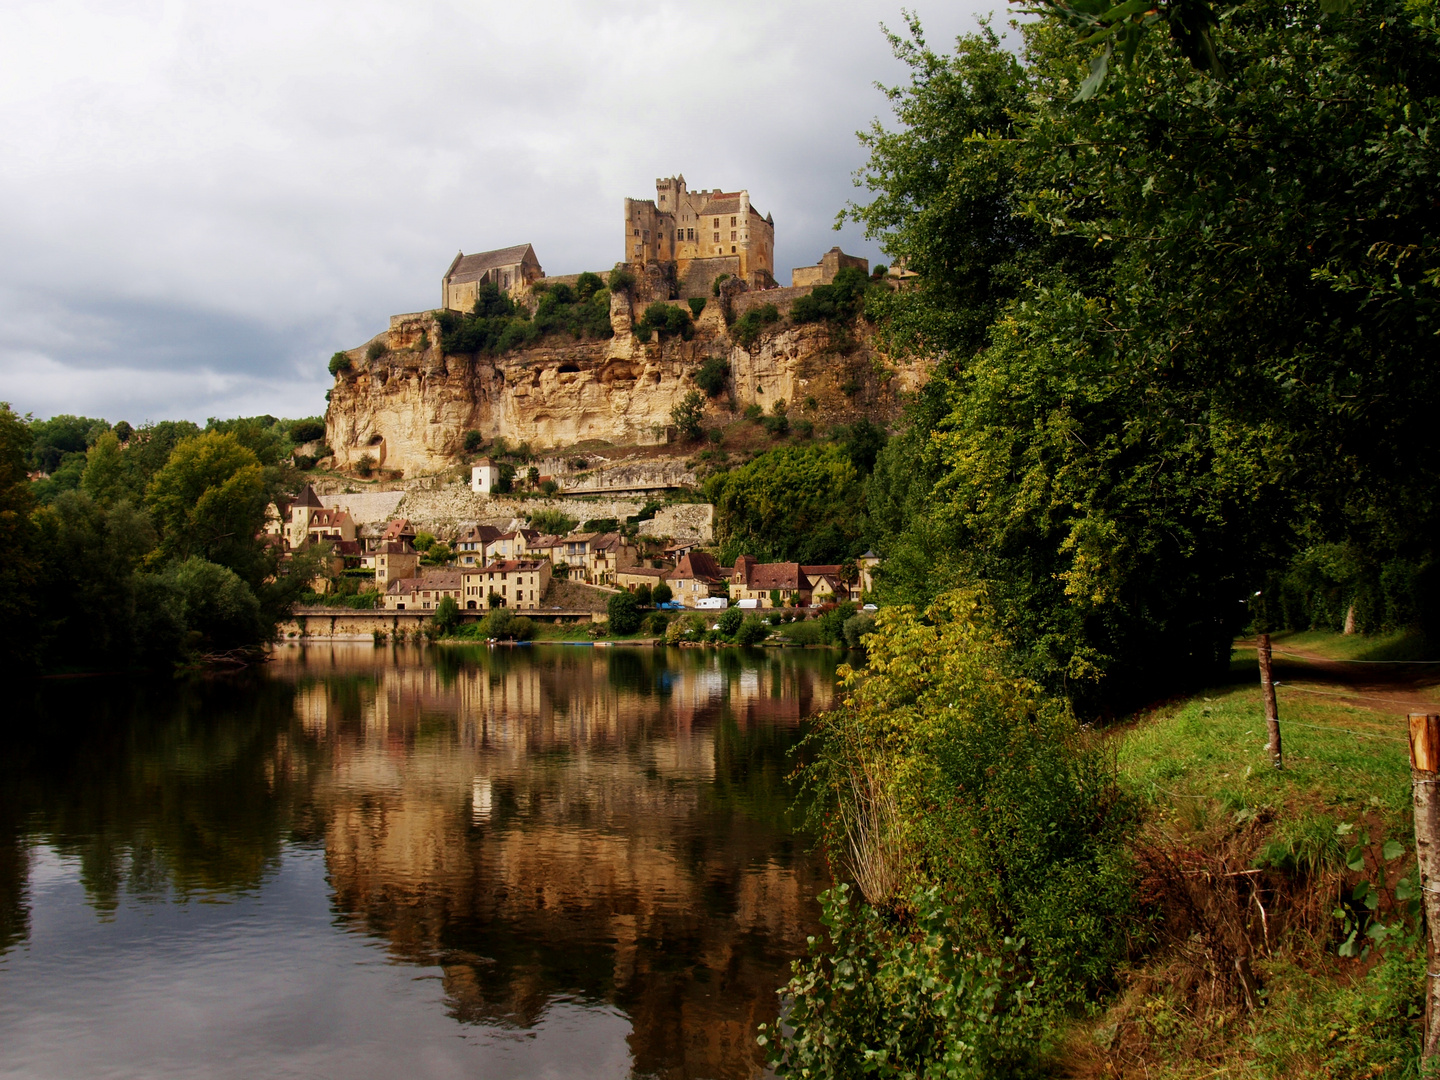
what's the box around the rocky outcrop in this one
[325,290,929,477]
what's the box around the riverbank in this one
[1057,630,1438,1078]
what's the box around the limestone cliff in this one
[325,289,929,477]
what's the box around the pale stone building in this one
[442,245,543,312]
[462,560,552,610]
[287,485,357,550]
[470,458,501,495]
[792,246,869,288]
[623,176,775,297]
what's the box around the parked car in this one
[862,603,878,611]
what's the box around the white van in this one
[737,598,759,610]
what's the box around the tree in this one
[634,584,653,606]
[694,357,729,397]
[462,429,483,453]
[80,431,127,506]
[328,351,352,376]
[529,508,577,535]
[433,595,459,635]
[0,404,40,669]
[146,432,268,586]
[607,591,642,634]
[851,6,1440,704]
[670,390,706,442]
[652,582,673,605]
[705,444,862,564]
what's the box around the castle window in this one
[633,228,639,236]
[713,218,719,228]
[730,216,737,226]
[731,245,737,253]
[730,231,736,241]
[713,232,720,243]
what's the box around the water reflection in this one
[0,644,837,1079]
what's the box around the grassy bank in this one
[1059,633,1437,1078]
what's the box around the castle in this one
[624,176,776,298]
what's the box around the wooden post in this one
[1257,632,1282,769]
[1410,713,1440,1067]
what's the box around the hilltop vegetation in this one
[762,1,1440,1076]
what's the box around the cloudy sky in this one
[0,0,1002,425]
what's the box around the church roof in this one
[447,244,537,285]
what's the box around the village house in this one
[442,244,543,312]
[287,485,357,551]
[485,528,540,560]
[731,556,811,608]
[469,458,501,495]
[455,524,502,567]
[616,565,671,593]
[375,541,420,588]
[379,518,416,547]
[666,552,726,607]
[462,560,552,610]
[801,564,847,605]
[584,533,637,586]
[384,569,463,612]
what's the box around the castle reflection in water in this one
[286,643,838,1077]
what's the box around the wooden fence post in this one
[1411,713,1440,1067]
[1257,632,1283,769]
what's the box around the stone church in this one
[442,244,544,312]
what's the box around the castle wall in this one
[677,256,740,300]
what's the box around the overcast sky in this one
[0,0,1003,426]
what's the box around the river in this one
[0,643,841,1080]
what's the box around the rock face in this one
[325,290,929,477]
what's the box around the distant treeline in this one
[1,408,324,673]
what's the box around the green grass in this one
[1268,627,1437,664]
[1116,676,1413,829]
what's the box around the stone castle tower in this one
[623,175,775,298]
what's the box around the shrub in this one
[711,273,730,297]
[576,271,604,300]
[413,531,435,552]
[635,584,652,606]
[463,429,483,452]
[365,339,389,361]
[791,266,870,324]
[637,302,694,341]
[744,403,764,422]
[708,427,724,445]
[794,419,814,439]
[328,352,352,376]
[665,612,708,644]
[761,399,790,437]
[645,611,671,635]
[529,508,577,535]
[671,390,706,442]
[842,611,876,648]
[539,479,559,496]
[735,616,769,646]
[607,591,642,634]
[583,517,618,533]
[694,357,729,397]
[717,606,744,637]
[652,583,672,605]
[608,268,635,293]
[732,303,780,349]
[355,453,376,478]
[687,297,707,317]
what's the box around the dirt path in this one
[1236,638,1440,717]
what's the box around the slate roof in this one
[447,245,537,285]
[293,484,323,509]
[388,569,464,595]
[736,560,807,591]
[382,518,414,540]
[670,552,725,583]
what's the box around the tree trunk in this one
[1410,713,1440,1067]
[1344,604,1357,635]
[1258,633,1282,769]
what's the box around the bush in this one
[413,532,435,552]
[478,607,534,640]
[671,390,706,442]
[583,517,618,533]
[694,357,729,397]
[652,583,673,605]
[463,429,483,452]
[634,584,652,607]
[637,302,694,342]
[732,303,780,349]
[843,611,876,648]
[608,267,635,293]
[645,611,671,635]
[708,427,724,445]
[528,508,577,536]
[744,403,764,423]
[576,271,604,300]
[607,591,642,635]
[761,399,789,437]
[794,418,814,438]
[791,266,870,324]
[735,616,769,646]
[717,606,744,637]
[356,453,376,478]
[365,339,389,361]
[687,297,707,317]
[439,281,610,356]
[328,352,352,376]
[665,612,707,644]
[540,479,559,496]
[711,273,730,297]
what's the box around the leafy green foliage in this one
[687,297,707,318]
[289,418,326,444]
[528,507,577,535]
[852,5,1440,704]
[328,351,352,376]
[607,591,642,634]
[634,302,694,344]
[652,582,672,605]
[365,339,388,361]
[693,357,729,397]
[731,303,780,348]
[671,390,706,442]
[790,267,871,324]
[0,404,41,670]
[735,616,769,646]
[432,595,460,635]
[705,444,863,563]
[439,281,611,355]
[146,432,268,586]
[608,267,634,293]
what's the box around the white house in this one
[470,458,499,495]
